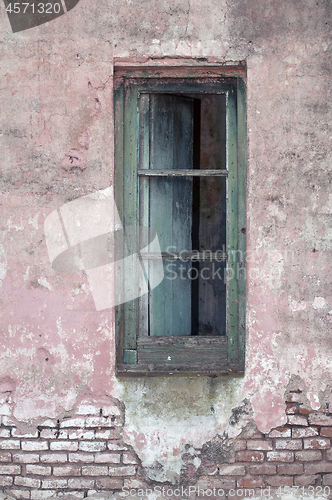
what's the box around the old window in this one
[114,64,246,376]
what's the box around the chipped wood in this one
[137,169,228,177]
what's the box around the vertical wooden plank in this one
[226,87,239,363]
[114,79,126,364]
[122,82,139,351]
[197,94,227,336]
[237,78,247,367]
[170,97,193,337]
[149,94,175,336]
[138,93,150,336]
[149,94,194,336]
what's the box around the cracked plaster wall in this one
[0,0,332,483]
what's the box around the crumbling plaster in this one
[0,0,332,483]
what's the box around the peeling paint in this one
[0,243,7,285]
[0,0,331,493]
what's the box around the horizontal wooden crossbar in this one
[138,169,228,177]
[140,252,228,261]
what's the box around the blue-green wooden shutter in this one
[139,94,194,336]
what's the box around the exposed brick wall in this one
[181,391,332,499]
[2,393,332,499]
[0,401,141,499]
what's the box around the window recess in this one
[114,67,246,376]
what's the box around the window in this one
[114,64,246,376]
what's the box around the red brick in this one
[68,429,95,440]
[41,479,68,489]
[41,453,68,463]
[39,429,68,439]
[266,476,293,487]
[304,437,331,449]
[108,442,128,451]
[30,492,57,500]
[233,440,246,451]
[287,415,308,426]
[0,477,13,486]
[95,478,124,489]
[278,464,303,475]
[320,427,332,437]
[7,489,30,498]
[275,439,302,450]
[323,474,332,486]
[305,463,332,474]
[218,465,245,476]
[286,403,298,414]
[266,451,294,462]
[236,451,264,463]
[237,477,264,488]
[295,450,322,461]
[122,453,136,464]
[205,467,220,476]
[294,475,318,486]
[95,429,116,439]
[292,427,318,438]
[79,441,106,452]
[0,440,20,450]
[69,452,94,463]
[268,428,291,438]
[60,417,85,428]
[309,415,332,426]
[0,452,12,461]
[26,464,51,475]
[250,464,276,475]
[68,478,95,489]
[95,453,121,464]
[13,453,39,463]
[326,449,332,461]
[53,465,81,476]
[247,440,272,451]
[0,464,20,474]
[50,441,78,451]
[299,407,313,415]
[109,465,136,476]
[85,416,114,427]
[15,477,41,488]
[82,465,108,476]
[21,441,48,451]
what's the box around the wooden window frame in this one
[114,64,246,377]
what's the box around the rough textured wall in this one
[0,0,332,498]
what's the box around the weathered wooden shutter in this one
[139,94,194,337]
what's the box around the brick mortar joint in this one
[1,411,332,495]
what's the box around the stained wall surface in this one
[0,0,332,498]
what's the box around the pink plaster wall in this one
[0,0,332,479]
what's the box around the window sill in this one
[117,336,244,376]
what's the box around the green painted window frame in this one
[114,65,246,377]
